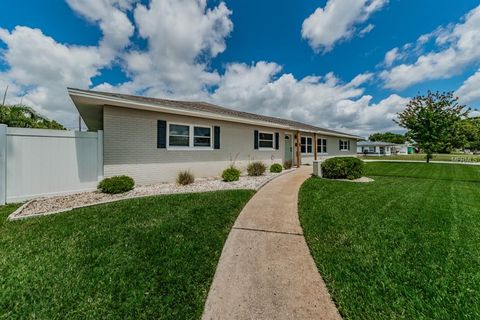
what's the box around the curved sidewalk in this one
[202,166,341,320]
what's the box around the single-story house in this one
[357,141,409,156]
[69,88,362,184]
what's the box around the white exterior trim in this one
[257,130,275,151]
[69,88,362,139]
[301,136,313,155]
[166,121,214,151]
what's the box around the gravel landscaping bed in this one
[10,170,295,220]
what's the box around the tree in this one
[395,91,469,163]
[457,117,480,151]
[369,132,407,144]
[0,105,65,130]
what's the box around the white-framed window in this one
[168,122,212,149]
[317,138,327,154]
[258,131,274,150]
[168,124,190,147]
[339,139,350,151]
[193,126,211,147]
[301,136,313,154]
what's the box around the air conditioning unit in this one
[312,160,323,177]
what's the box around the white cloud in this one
[455,69,480,106]
[111,0,233,98]
[380,5,480,90]
[0,0,407,136]
[301,0,388,52]
[211,62,406,136]
[0,27,105,126]
[359,24,375,37]
[0,0,134,128]
[66,0,135,58]
[383,47,399,66]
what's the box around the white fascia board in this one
[68,89,362,140]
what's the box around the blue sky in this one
[1,0,480,135]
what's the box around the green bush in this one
[321,157,364,180]
[98,176,135,194]
[247,161,266,176]
[270,163,283,173]
[177,170,195,185]
[283,160,292,170]
[222,166,241,182]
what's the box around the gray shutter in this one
[214,126,220,149]
[157,120,167,148]
[254,130,259,149]
[339,140,342,150]
[275,132,279,150]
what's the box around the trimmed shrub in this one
[177,170,195,185]
[247,161,266,176]
[270,163,283,173]
[321,157,364,180]
[222,166,241,182]
[283,160,292,170]
[98,175,135,194]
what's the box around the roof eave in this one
[68,88,363,139]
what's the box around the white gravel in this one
[11,170,295,219]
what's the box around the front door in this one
[284,135,293,162]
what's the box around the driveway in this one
[202,166,341,320]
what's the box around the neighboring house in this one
[357,141,409,156]
[69,88,362,184]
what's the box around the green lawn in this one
[365,161,480,182]
[362,153,480,162]
[0,190,253,319]
[299,163,480,319]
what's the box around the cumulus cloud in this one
[0,27,105,125]
[211,62,406,136]
[301,0,388,52]
[380,5,480,90]
[0,0,135,128]
[66,0,136,57]
[113,0,233,98]
[0,0,408,136]
[455,69,480,106]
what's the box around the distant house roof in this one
[357,141,399,147]
[68,88,362,139]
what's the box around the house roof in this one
[68,88,363,139]
[357,141,399,147]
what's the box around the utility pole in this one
[2,86,8,106]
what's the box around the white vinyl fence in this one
[0,124,103,204]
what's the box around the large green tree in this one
[369,132,407,144]
[455,117,480,151]
[0,105,64,130]
[395,91,469,163]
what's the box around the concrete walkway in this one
[202,167,341,320]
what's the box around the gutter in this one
[68,88,363,140]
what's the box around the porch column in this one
[296,131,301,168]
[314,133,318,161]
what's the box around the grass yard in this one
[362,153,480,163]
[0,190,253,319]
[365,161,480,182]
[299,162,480,319]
